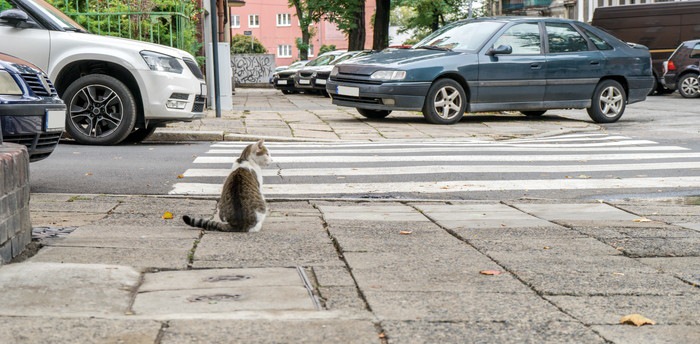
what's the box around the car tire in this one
[422,78,467,125]
[282,89,294,94]
[63,74,137,145]
[121,125,158,144]
[586,79,626,123]
[357,108,391,119]
[521,110,546,117]
[677,73,700,98]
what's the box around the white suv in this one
[0,0,206,145]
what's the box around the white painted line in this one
[182,161,700,178]
[169,176,700,195]
[193,152,700,164]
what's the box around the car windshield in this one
[413,20,504,52]
[27,0,86,31]
[331,52,366,65]
[306,54,339,67]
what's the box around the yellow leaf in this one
[177,174,185,179]
[633,218,652,223]
[399,230,412,235]
[480,270,503,275]
[162,211,174,220]
[620,314,656,327]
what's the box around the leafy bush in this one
[231,34,267,54]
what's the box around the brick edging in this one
[0,143,31,265]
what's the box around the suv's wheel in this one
[63,74,136,145]
[121,125,158,144]
[422,79,466,124]
[586,79,626,123]
[357,108,391,119]
[677,73,700,98]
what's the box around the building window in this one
[277,44,292,58]
[308,44,314,57]
[277,13,291,27]
[248,14,259,28]
[232,15,240,28]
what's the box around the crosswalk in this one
[170,134,700,199]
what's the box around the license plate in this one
[277,80,287,85]
[45,109,66,131]
[299,79,310,85]
[337,85,359,97]
[316,79,326,85]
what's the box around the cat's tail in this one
[182,215,244,232]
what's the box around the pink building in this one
[230,0,376,67]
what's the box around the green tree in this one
[312,0,366,51]
[230,34,267,53]
[318,44,336,55]
[393,0,484,43]
[288,0,324,60]
[373,0,391,50]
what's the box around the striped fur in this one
[182,139,271,232]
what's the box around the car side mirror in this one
[0,9,30,27]
[487,45,513,56]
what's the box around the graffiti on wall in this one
[232,54,275,85]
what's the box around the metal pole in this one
[209,0,221,118]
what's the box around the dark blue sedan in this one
[327,17,655,124]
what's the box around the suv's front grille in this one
[192,95,206,113]
[183,58,204,79]
[20,73,58,97]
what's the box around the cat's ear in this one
[256,139,265,148]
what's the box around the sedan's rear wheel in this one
[422,79,466,124]
[357,108,391,119]
[63,74,136,145]
[586,79,626,123]
[677,73,700,98]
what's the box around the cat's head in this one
[244,139,271,167]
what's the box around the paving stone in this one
[140,267,305,292]
[364,291,568,322]
[317,204,429,222]
[547,295,700,325]
[381,320,605,344]
[112,197,217,215]
[603,237,700,257]
[30,246,189,269]
[470,237,623,256]
[328,224,461,253]
[575,225,700,239]
[592,325,700,344]
[0,317,162,344]
[512,203,650,227]
[0,262,139,317]
[161,319,379,344]
[638,257,700,285]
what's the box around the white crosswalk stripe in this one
[170,134,700,198]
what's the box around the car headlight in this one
[140,51,184,74]
[370,70,406,81]
[330,67,339,77]
[0,70,22,95]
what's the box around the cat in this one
[182,139,271,232]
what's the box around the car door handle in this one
[590,60,600,65]
[530,63,542,70]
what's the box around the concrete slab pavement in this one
[0,194,696,342]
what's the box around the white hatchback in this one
[0,0,206,145]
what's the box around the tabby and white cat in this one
[182,139,271,232]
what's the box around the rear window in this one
[581,27,613,51]
[691,43,700,59]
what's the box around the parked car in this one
[662,39,700,98]
[269,60,308,84]
[327,17,654,125]
[295,50,375,95]
[0,0,206,145]
[293,50,353,93]
[272,57,324,94]
[0,52,65,162]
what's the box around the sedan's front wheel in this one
[677,73,700,98]
[63,74,136,145]
[357,108,391,119]
[422,79,466,124]
[586,79,626,123]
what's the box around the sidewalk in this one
[4,194,699,343]
[1,88,699,343]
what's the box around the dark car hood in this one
[0,52,43,75]
[336,49,456,75]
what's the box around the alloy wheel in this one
[598,85,624,117]
[69,84,124,138]
[432,86,463,120]
[680,75,699,97]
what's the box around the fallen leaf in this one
[162,211,174,220]
[399,230,412,235]
[633,218,652,223]
[177,174,184,179]
[578,174,592,179]
[480,270,503,275]
[543,246,551,250]
[85,172,93,176]
[620,314,656,327]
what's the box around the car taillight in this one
[667,61,676,71]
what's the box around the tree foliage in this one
[318,44,336,55]
[45,0,202,58]
[288,0,324,60]
[311,0,366,50]
[230,34,267,54]
[393,0,484,43]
